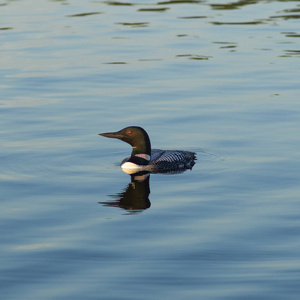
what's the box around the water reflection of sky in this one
[1,0,300,299]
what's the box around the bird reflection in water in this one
[100,172,151,214]
[99,167,193,214]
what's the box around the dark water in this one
[1,0,300,299]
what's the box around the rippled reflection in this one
[100,172,151,213]
[104,1,133,6]
[210,0,262,10]
[66,12,103,17]
[100,163,194,213]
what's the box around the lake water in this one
[1,0,300,299]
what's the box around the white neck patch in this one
[135,153,151,161]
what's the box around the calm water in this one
[1,0,300,299]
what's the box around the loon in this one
[99,126,196,174]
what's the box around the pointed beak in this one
[99,131,123,139]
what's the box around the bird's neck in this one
[130,146,151,165]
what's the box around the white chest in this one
[121,162,144,174]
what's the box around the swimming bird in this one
[99,126,196,174]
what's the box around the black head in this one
[99,126,151,155]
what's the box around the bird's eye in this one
[128,131,133,135]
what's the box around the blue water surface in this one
[1,0,300,299]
